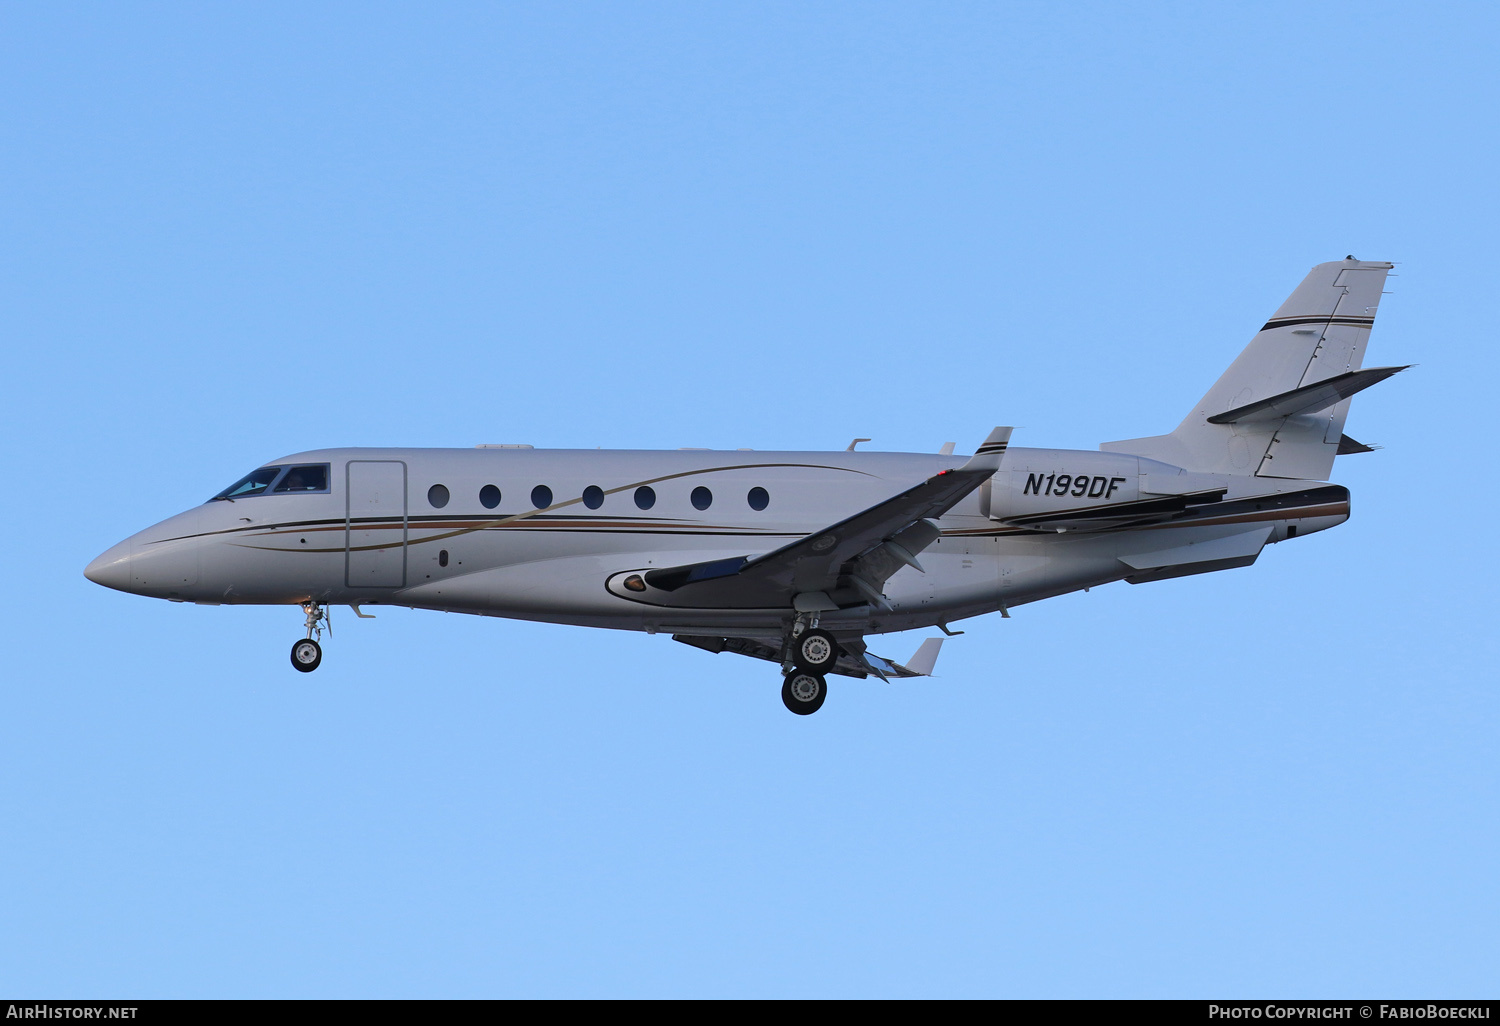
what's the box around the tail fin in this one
[1102,257,1400,480]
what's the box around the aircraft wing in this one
[641,428,1012,610]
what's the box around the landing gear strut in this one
[290,602,328,673]
[782,671,827,715]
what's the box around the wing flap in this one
[672,633,942,679]
[894,637,943,676]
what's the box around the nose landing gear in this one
[291,638,322,672]
[290,602,328,673]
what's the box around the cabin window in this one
[747,486,769,511]
[531,485,552,509]
[583,485,605,510]
[272,464,329,493]
[210,467,283,501]
[691,486,713,511]
[480,484,501,509]
[439,549,449,567]
[428,484,450,509]
[634,486,656,510]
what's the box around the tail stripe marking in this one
[1260,315,1375,331]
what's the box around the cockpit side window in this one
[272,464,330,494]
[211,466,285,501]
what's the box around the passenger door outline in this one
[345,460,407,588]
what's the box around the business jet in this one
[85,257,1404,714]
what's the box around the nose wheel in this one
[291,638,322,672]
[291,601,329,673]
[782,671,827,715]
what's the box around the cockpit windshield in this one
[273,464,329,493]
[211,467,283,501]
[209,463,330,501]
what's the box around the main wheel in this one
[781,671,827,715]
[290,638,322,673]
[791,628,838,673]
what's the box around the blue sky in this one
[2,2,1496,997]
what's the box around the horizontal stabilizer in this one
[1206,366,1408,424]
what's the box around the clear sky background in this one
[2,1,1497,998]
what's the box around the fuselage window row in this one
[214,467,768,514]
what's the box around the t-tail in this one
[1101,257,1407,479]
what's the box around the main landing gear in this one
[780,617,837,714]
[782,670,827,715]
[290,601,328,673]
[790,627,838,674]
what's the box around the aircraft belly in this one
[203,540,345,603]
[997,545,1055,603]
[395,544,757,619]
[395,559,594,614]
[885,547,1000,613]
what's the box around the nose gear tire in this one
[291,638,323,673]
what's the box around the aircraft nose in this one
[84,539,135,593]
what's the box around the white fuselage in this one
[85,445,1349,641]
